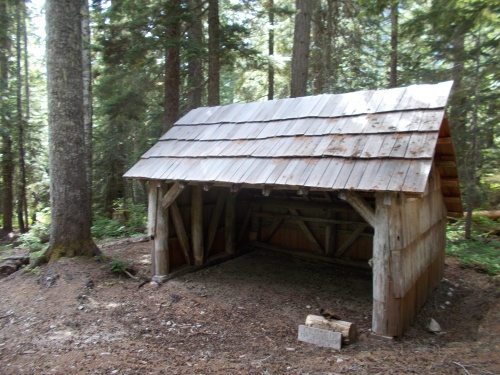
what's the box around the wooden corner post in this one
[372,192,403,337]
[225,191,236,254]
[191,185,204,266]
[154,183,169,279]
[147,181,158,276]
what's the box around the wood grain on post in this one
[191,185,204,266]
[155,184,169,276]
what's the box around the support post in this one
[325,209,336,256]
[154,184,169,278]
[147,181,158,238]
[372,192,392,336]
[191,185,204,266]
[225,191,236,254]
[148,181,158,276]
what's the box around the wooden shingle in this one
[125,81,461,214]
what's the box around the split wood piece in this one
[305,314,357,345]
[161,181,185,209]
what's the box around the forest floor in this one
[0,238,499,375]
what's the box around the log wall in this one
[385,167,447,336]
[147,168,447,337]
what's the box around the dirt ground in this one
[1,238,499,375]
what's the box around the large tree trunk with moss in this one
[0,0,13,233]
[82,0,93,216]
[46,0,99,261]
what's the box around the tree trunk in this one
[208,0,220,106]
[290,0,311,98]
[324,0,337,93]
[389,1,398,88]
[0,0,13,233]
[164,0,181,132]
[268,0,274,101]
[16,0,27,233]
[311,0,324,94]
[22,1,29,118]
[46,0,99,261]
[186,0,203,110]
[82,0,93,219]
[464,32,482,239]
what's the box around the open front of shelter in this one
[124,81,463,337]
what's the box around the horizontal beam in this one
[437,137,452,145]
[251,242,371,270]
[251,198,353,212]
[252,211,367,226]
[444,197,462,204]
[435,160,456,168]
[440,177,459,187]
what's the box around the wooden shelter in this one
[125,81,462,337]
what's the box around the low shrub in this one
[446,217,500,277]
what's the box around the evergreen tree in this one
[0,0,13,233]
[290,0,311,97]
[45,0,99,260]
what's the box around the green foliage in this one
[0,244,13,255]
[18,210,51,252]
[91,202,147,240]
[91,217,126,239]
[97,252,133,275]
[446,218,500,277]
[109,256,133,274]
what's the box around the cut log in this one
[305,314,357,345]
[466,210,500,221]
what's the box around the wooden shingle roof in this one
[125,81,462,215]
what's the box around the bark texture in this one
[46,0,99,261]
[290,0,311,98]
[268,0,274,100]
[82,0,93,210]
[186,0,203,110]
[389,1,398,88]
[0,0,13,233]
[164,0,181,132]
[208,0,220,106]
